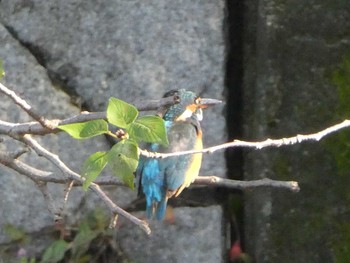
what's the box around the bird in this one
[136,89,222,220]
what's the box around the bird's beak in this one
[198,98,222,108]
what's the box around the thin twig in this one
[36,182,61,220]
[140,120,350,159]
[0,81,178,136]
[0,104,178,137]
[0,150,299,192]
[0,151,62,220]
[0,120,57,135]
[3,148,29,159]
[18,134,151,235]
[109,214,119,229]
[0,83,55,129]
[63,180,75,204]
[0,150,54,180]
[58,180,75,219]
[0,152,127,186]
[2,82,349,235]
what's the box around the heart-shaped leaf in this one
[129,115,168,146]
[58,120,108,139]
[107,139,139,189]
[107,97,138,129]
[82,151,108,190]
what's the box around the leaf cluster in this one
[41,209,113,263]
[58,97,168,189]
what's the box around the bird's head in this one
[158,89,222,122]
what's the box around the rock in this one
[0,22,130,244]
[0,0,226,177]
[0,0,226,261]
[242,0,350,262]
[118,206,224,263]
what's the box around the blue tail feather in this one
[139,158,166,219]
[156,197,168,220]
[146,203,154,219]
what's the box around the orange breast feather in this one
[174,131,203,197]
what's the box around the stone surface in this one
[242,0,350,262]
[0,22,132,244]
[118,206,224,263]
[0,0,226,177]
[0,0,227,261]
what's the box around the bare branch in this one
[109,214,119,229]
[194,176,300,192]
[0,150,64,220]
[63,180,75,204]
[0,152,127,186]
[18,134,151,235]
[2,82,349,235]
[36,182,61,220]
[0,150,55,181]
[0,149,298,193]
[0,120,57,135]
[0,83,56,129]
[0,150,298,192]
[3,148,29,159]
[0,93,178,136]
[58,180,75,219]
[140,120,350,158]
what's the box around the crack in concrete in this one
[2,24,84,109]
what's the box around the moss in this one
[332,222,350,263]
[323,54,350,261]
[324,131,350,177]
[272,155,291,180]
[268,53,350,262]
[332,54,350,119]
[324,54,350,177]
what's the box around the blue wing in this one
[136,146,165,219]
[159,122,198,191]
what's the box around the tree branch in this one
[36,182,61,220]
[0,150,299,192]
[140,120,350,158]
[194,176,299,192]
[1,81,348,235]
[0,82,56,129]
[0,151,128,186]
[15,134,151,235]
[0,81,178,136]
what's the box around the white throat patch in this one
[176,108,193,121]
[195,109,203,121]
[176,108,203,122]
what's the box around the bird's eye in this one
[194,97,201,104]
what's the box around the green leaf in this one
[41,239,68,263]
[0,60,5,80]
[82,151,108,190]
[87,207,109,231]
[107,97,138,129]
[4,224,26,242]
[71,222,98,260]
[129,115,169,146]
[21,257,37,263]
[58,120,108,139]
[107,139,139,189]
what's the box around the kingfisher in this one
[136,89,222,220]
